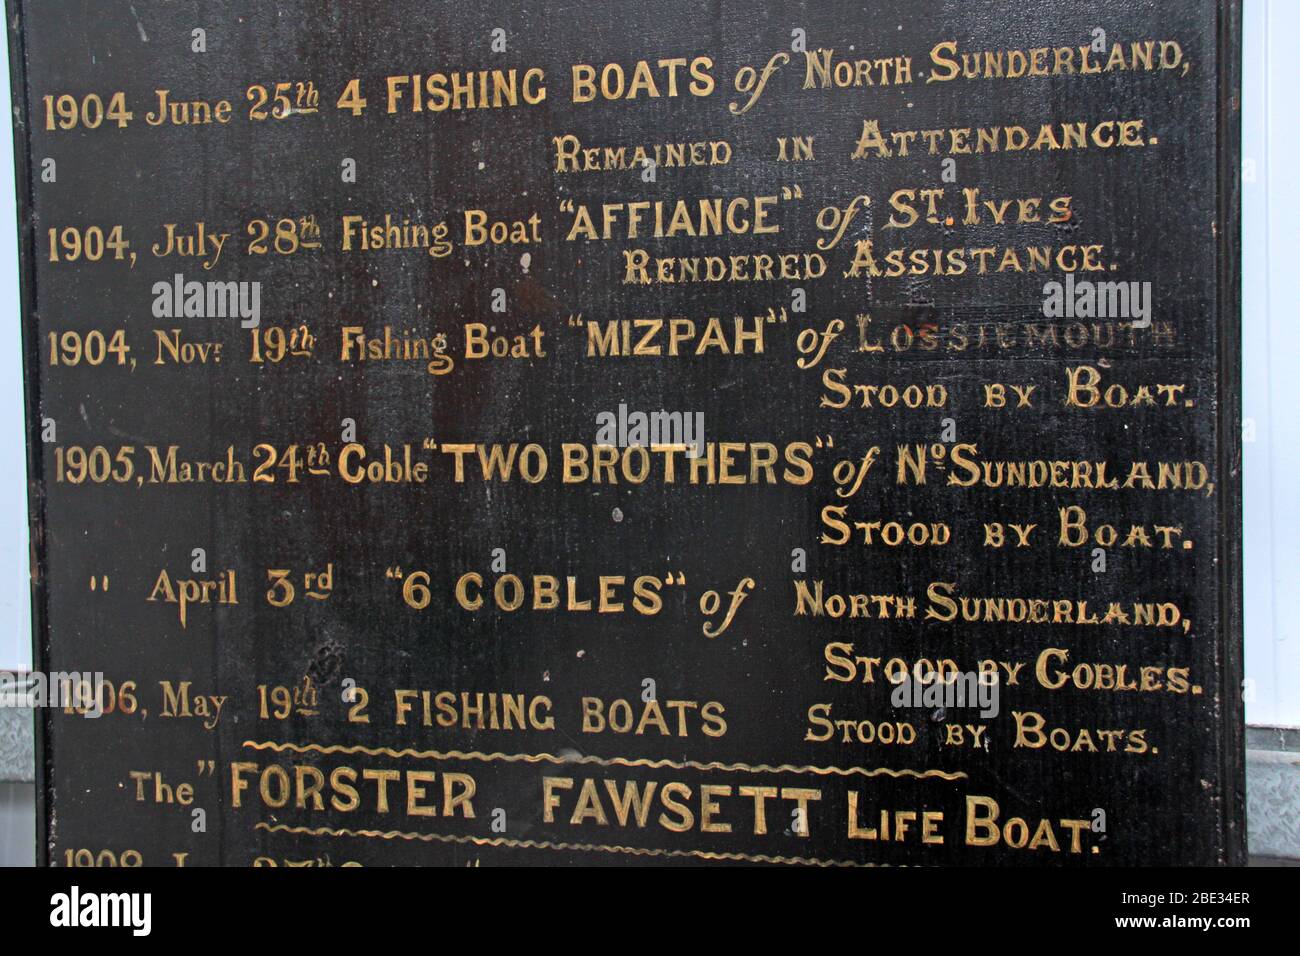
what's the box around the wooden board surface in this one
[7,0,1243,866]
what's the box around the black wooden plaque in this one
[8,0,1243,867]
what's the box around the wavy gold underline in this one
[241,740,966,781]
[253,822,877,867]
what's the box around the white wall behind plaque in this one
[0,28,28,673]
[1242,0,1300,728]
